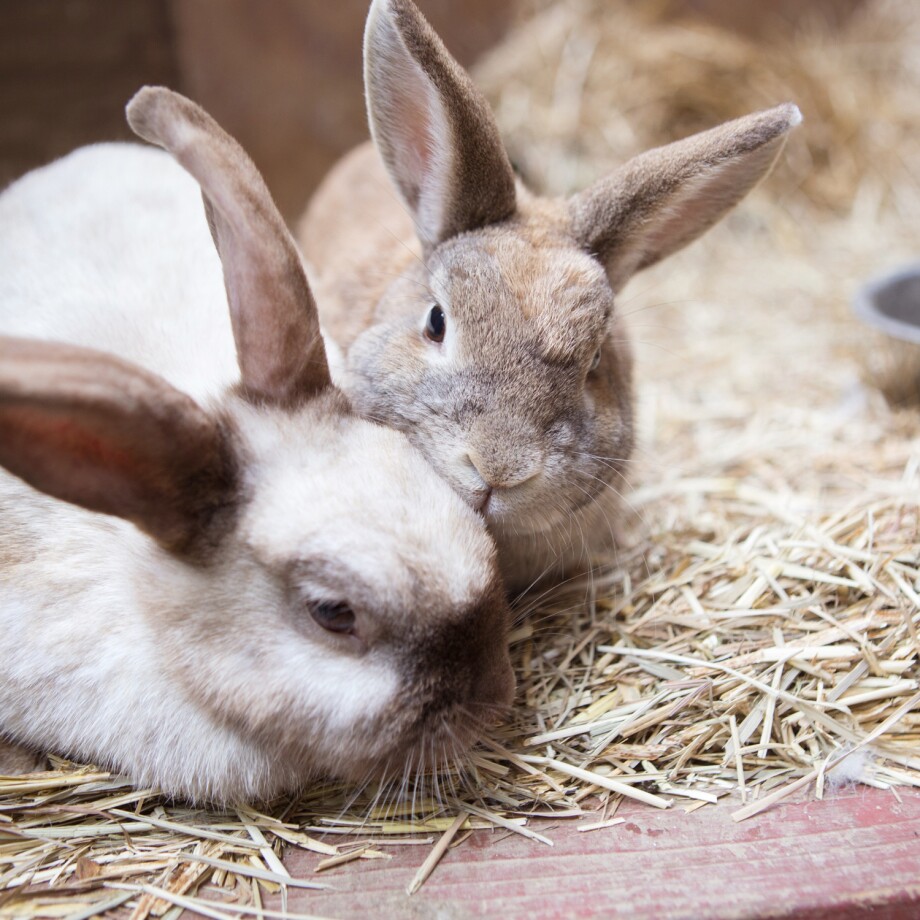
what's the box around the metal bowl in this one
[853,263,920,406]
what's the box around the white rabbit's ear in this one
[570,104,802,292]
[364,0,517,251]
[0,336,236,555]
[126,86,331,408]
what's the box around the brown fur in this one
[365,0,516,247]
[0,336,238,557]
[570,105,801,289]
[299,144,414,347]
[296,0,800,591]
[128,88,330,407]
[400,577,514,717]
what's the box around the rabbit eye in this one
[590,349,602,372]
[424,305,446,343]
[310,601,356,635]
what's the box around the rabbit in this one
[297,0,802,594]
[0,86,514,804]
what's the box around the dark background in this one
[0,0,862,221]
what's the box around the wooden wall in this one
[0,0,517,220]
[0,0,864,219]
[0,1,178,193]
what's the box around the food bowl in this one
[852,263,920,406]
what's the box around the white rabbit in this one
[298,0,802,593]
[0,87,513,803]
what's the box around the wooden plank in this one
[271,788,920,919]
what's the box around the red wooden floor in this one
[268,788,920,919]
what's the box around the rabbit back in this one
[0,143,238,402]
[299,142,417,348]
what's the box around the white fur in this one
[0,136,509,801]
[0,144,237,403]
[235,400,494,607]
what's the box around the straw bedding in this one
[2,1,918,915]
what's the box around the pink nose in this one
[465,447,543,491]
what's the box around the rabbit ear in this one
[0,336,236,555]
[364,0,517,250]
[570,104,802,292]
[126,86,331,408]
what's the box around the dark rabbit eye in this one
[425,304,446,343]
[310,601,356,635]
[590,349,601,372]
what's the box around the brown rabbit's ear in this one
[570,104,802,292]
[0,336,236,555]
[126,86,330,408]
[364,0,517,250]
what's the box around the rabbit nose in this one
[465,446,543,491]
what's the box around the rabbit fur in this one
[0,87,513,803]
[298,0,802,593]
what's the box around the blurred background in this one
[1,0,918,406]
[0,0,875,220]
[0,0,519,220]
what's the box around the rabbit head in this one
[337,0,800,576]
[0,87,513,802]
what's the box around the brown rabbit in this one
[298,0,801,593]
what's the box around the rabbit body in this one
[302,144,634,591]
[0,144,235,398]
[0,91,513,802]
[298,0,801,593]
[0,401,500,801]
